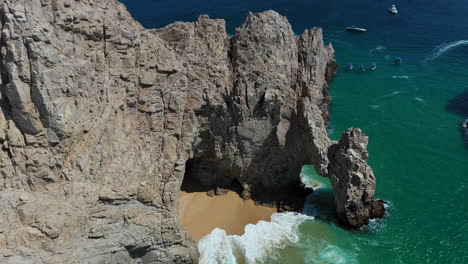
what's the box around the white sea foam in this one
[314,243,358,264]
[199,168,385,264]
[299,238,359,264]
[376,90,408,100]
[425,40,468,61]
[370,45,386,52]
[198,212,312,264]
[359,202,391,233]
[369,104,381,109]
[300,165,328,189]
[392,75,409,79]
[414,97,426,104]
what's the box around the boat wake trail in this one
[414,97,427,104]
[370,45,386,52]
[425,40,468,61]
[376,90,408,100]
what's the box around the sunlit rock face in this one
[328,128,386,228]
[0,0,381,262]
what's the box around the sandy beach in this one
[179,191,277,241]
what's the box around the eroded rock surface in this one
[0,0,383,262]
[328,128,385,227]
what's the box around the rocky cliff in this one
[0,0,383,263]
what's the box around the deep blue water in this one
[119,0,468,263]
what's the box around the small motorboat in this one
[347,62,354,71]
[346,26,367,32]
[359,64,366,71]
[388,5,398,14]
[394,56,402,64]
[370,62,377,71]
[462,119,468,136]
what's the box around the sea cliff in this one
[0,0,383,263]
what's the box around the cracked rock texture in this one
[0,0,382,263]
[328,128,385,228]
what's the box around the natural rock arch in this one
[0,1,384,262]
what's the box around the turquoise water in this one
[273,17,468,264]
[120,0,468,263]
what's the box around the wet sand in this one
[179,191,277,241]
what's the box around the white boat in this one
[346,26,367,32]
[462,119,468,136]
[388,5,398,14]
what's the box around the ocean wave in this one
[302,240,359,264]
[425,40,468,61]
[358,202,391,233]
[198,212,312,264]
[300,166,330,189]
[392,75,409,79]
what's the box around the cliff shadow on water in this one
[300,165,343,228]
[445,90,468,149]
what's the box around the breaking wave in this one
[198,212,312,264]
[198,165,385,264]
[425,40,468,61]
[359,202,391,233]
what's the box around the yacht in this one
[389,5,398,14]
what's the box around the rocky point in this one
[0,0,384,263]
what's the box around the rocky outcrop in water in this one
[0,0,382,262]
[328,128,385,227]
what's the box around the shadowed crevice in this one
[124,245,151,260]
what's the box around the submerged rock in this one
[0,0,383,262]
[328,128,385,227]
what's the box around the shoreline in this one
[179,191,277,241]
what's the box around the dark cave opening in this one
[180,157,244,196]
[178,158,279,241]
